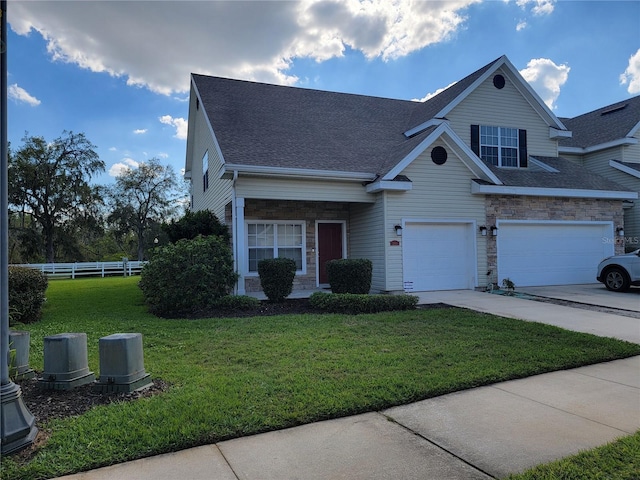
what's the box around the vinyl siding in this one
[447,68,557,158]
[190,104,232,222]
[578,148,640,249]
[384,139,488,291]
[350,197,387,293]
[622,131,640,163]
[235,177,374,203]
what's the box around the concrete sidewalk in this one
[55,356,639,480]
[54,291,640,480]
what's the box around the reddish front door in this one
[318,223,343,284]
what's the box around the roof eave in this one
[558,137,639,154]
[365,180,413,194]
[220,163,376,182]
[610,160,640,179]
[471,182,638,200]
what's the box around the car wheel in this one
[603,267,630,292]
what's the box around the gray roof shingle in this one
[487,156,631,191]
[191,59,633,194]
[559,95,640,149]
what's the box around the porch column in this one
[235,197,246,295]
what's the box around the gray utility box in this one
[94,333,152,393]
[9,330,35,380]
[38,333,95,390]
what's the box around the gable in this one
[446,67,558,158]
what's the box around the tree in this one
[162,209,230,244]
[9,132,105,262]
[108,158,180,261]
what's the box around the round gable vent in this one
[431,146,447,165]
[493,74,505,89]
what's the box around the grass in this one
[3,276,640,480]
[506,431,640,480]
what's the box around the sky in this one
[5,0,640,186]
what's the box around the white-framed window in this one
[202,151,209,192]
[246,221,306,274]
[480,126,519,167]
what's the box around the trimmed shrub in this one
[258,258,296,302]
[213,295,260,310]
[139,235,238,316]
[326,258,372,294]
[309,292,418,314]
[9,267,48,326]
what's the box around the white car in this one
[597,249,640,292]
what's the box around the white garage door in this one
[497,221,614,287]
[403,222,476,291]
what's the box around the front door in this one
[318,222,343,284]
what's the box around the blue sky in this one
[6,1,640,186]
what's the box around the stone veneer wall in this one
[485,196,625,284]
[242,199,351,292]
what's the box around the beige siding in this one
[583,148,624,175]
[350,197,386,293]
[190,106,233,222]
[447,68,557,158]
[384,139,488,291]
[622,131,640,163]
[571,146,640,248]
[235,177,374,203]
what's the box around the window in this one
[247,222,305,273]
[202,151,209,192]
[480,126,518,167]
[471,125,528,168]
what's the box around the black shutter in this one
[470,125,480,156]
[518,129,528,168]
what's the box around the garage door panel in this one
[403,223,475,291]
[498,222,614,287]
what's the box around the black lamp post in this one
[0,0,38,455]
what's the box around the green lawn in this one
[506,431,640,480]
[3,276,640,480]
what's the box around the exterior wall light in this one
[479,225,487,236]
[616,227,625,237]
[394,225,403,236]
[490,226,498,236]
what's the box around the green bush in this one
[213,295,260,310]
[326,258,372,294]
[309,292,418,314]
[162,210,230,244]
[258,258,296,302]
[8,267,48,326]
[139,235,238,316]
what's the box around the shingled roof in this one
[559,95,640,149]
[487,156,632,191]
[191,56,506,177]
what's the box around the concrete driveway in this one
[415,289,640,344]
[518,283,640,312]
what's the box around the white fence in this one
[12,261,147,279]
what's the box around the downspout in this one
[231,170,238,294]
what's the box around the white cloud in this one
[133,129,147,135]
[159,115,188,140]
[516,20,527,31]
[516,0,556,16]
[108,158,139,177]
[109,147,117,152]
[8,84,41,106]
[519,58,570,110]
[412,81,458,102]
[8,0,480,95]
[157,152,169,159]
[620,48,640,94]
